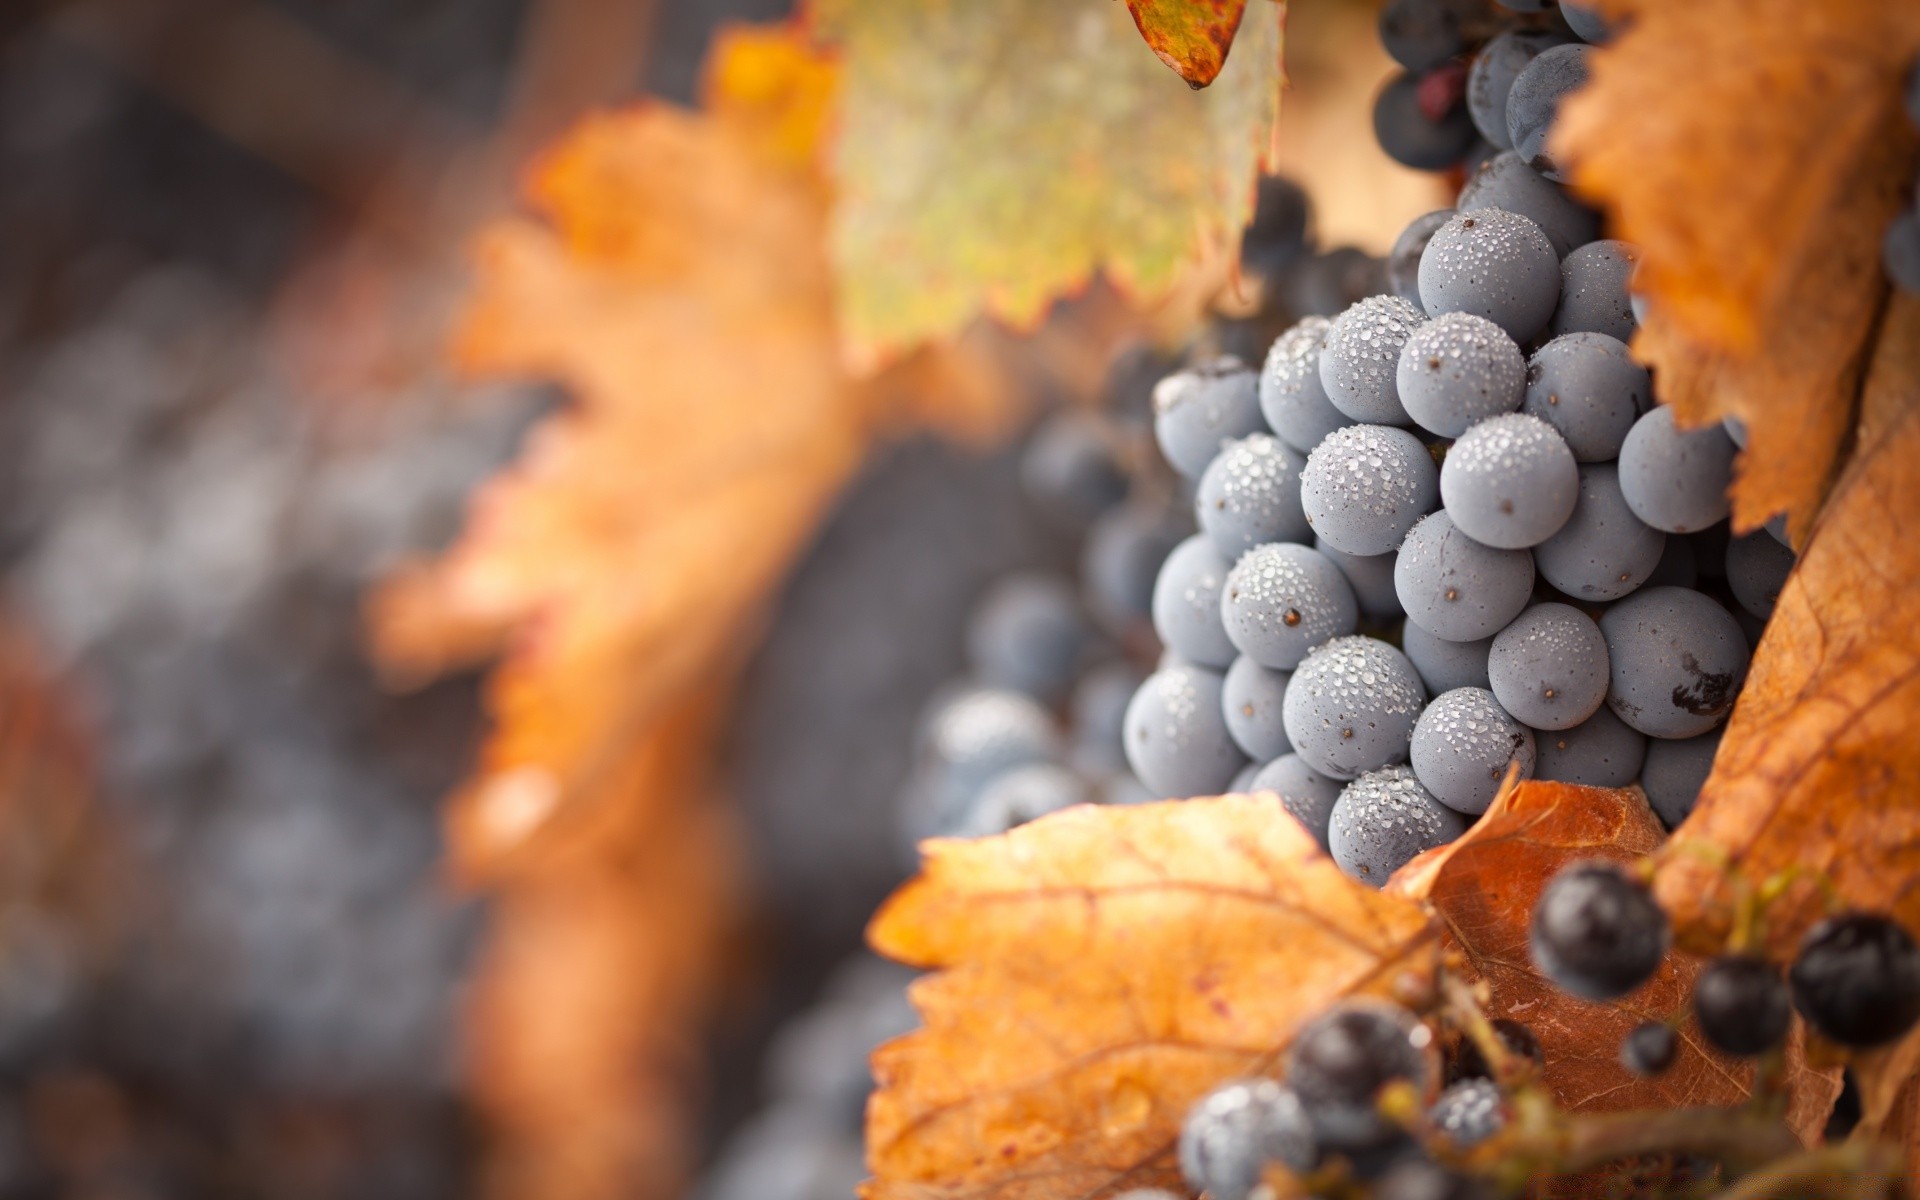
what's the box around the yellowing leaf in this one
[1553,0,1920,539]
[1393,781,1838,1144]
[864,795,1443,1200]
[1124,0,1253,89]
[1655,293,1920,956]
[817,0,1284,360]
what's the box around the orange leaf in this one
[1123,0,1252,89]
[1391,781,1838,1142]
[864,795,1443,1200]
[1552,0,1920,540]
[1655,293,1920,957]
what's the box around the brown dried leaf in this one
[1553,0,1920,539]
[1123,0,1252,88]
[1655,293,1920,956]
[864,795,1443,1200]
[1390,781,1839,1143]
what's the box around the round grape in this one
[1329,765,1466,887]
[1260,316,1353,454]
[1599,586,1749,738]
[1241,175,1313,284]
[1420,209,1561,345]
[1153,358,1266,478]
[1388,210,1454,310]
[957,763,1089,837]
[1506,44,1591,181]
[1153,534,1238,668]
[1124,665,1247,798]
[1178,1079,1315,1200]
[1457,152,1601,258]
[1790,914,1920,1048]
[1320,295,1427,425]
[1488,602,1610,730]
[1286,247,1391,320]
[1411,687,1536,815]
[1521,332,1650,462]
[1378,0,1475,72]
[1223,656,1293,762]
[1725,531,1795,621]
[1316,538,1405,622]
[1617,406,1737,533]
[1283,635,1427,780]
[905,689,1060,839]
[1249,753,1342,848]
[1530,861,1670,1000]
[1196,434,1312,559]
[1020,412,1128,524]
[1084,502,1193,633]
[1551,241,1640,342]
[1395,510,1536,642]
[1429,1078,1505,1149]
[1440,412,1579,549]
[1640,728,1722,830]
[1229,762,1261,792]
[1396,311,1526,438]
[1693,955,1790,1057]
[1620,1022,1677,1077]
[1401,622,1493,694]
[1560,3,1613,43]
[1373,72,1478,172]
[1301,425,1440,557]
[966,573,1092,701]
[1532,706,1646,788]
[1220,542,1360,670]
[1467,30,1574,150]
[1286,1001,1432,1136]
[1532,463,1665,601]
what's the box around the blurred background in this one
[0,1,1437,1197]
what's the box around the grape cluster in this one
[1117,0,1796,891]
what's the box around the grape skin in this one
[1249,753,1343,848]
[1196,434,1312,560]
[1551,241,1641,342]
[1320,295,1428,425]
[1400,621,1493,695]
[1329,765,1466,887]
[1388,210,1454,310]
[1410,686,1536,815]
[1521,332,1650,462]
[1395,510,1536,642]
[1418,209,1561,344]
[1457,151,1600,258]
[1153,358,1266,478]
[1506,44,1592,181]
[1599,586,1750,739]
[965,573,1091,701]
[1222,655,1293,762]
[1396,311,1526,438]
[1373,72,1478,172]
[1316,538,1405,622]
[1260,317,1354,453]
[1724,530,1796,621]
[1152,534,1238,668]
[1020,412,1128,524]
[1178,1080,1315,1200]
[1440,412,1579,550]
[1530,862,1670,1001]
[1467,30,1573,151]
[1617,406,1738,534]
[1488,602,1610,730]
[1301,424,1440,557]
[1124,665,1248,798]
[1640,728,1722,830]
[1221,542,1360,671]
[1532,706,1647,789]
[1560,2,1613,44]
[1283,635,1428,780]
[956,763,1088,837]
[1532,462,1666,601]
[1084,502,1192,633]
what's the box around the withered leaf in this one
[1123,0,1253,89]
[816,0,1282,360]
[864,795,1442,1200]
[1391,781,1838,1143]
[1655,293,1920,957]
[1553,0,1920,540]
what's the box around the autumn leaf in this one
[1124,0,1253,89]
[864,795,1443,1200]
[1391,781,1838,1144]
[815,0,1283,360]
[1553,0,1920,540]
[1654,292,1920,958]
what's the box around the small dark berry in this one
[1177,1079,1315,1200]
[1789,913,1920,1048]
[1429,1077,1505,1148]
[1620,1021,1677,1076]
[1694,954,1791,1057]
[1285,1001,1430,1149]
[1530,861,1670,1000]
